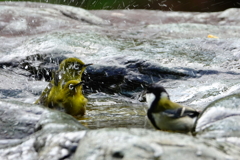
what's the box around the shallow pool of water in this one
[77,93,152,129]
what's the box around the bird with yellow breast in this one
[35,57,92,116]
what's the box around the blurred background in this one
[1,0,240,11]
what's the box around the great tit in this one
[146,84,200,133]
[46,80,87,116]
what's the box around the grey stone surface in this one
[73,128,240,160]
[1,128,240,160]
[0,2,240,159]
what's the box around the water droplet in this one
[196,149,202,156]
[105,71,108,76]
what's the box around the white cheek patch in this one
[161,92,168,99]
[146,93,156,108]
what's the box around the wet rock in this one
[73,128,240,160]
[0,2,109,37]
[83,64,127,94]
[0,130,87,160]
[0,2,240,120]
[0,100,87,146]
[83,57,194,96]
[1,2,240,160]
[33,131,87,160]
[0,100,43,140]
[1,128,240,160]
[194,93,240,146]
[1,53,193,97]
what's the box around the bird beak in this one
[74,82,84,88]
[83,63,93,67]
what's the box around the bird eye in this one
[69,84,74,90]
[74,64,82,70]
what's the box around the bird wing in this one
[163,107,199,118]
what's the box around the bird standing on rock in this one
[35,57,92,116]
[145,84,200,133]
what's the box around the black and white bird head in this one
[145,84,170,108]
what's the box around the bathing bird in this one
[35,57,92,116]
[145,84,200,133]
